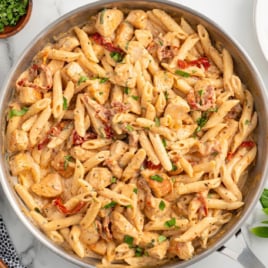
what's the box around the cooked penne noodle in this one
[5,7,258,267]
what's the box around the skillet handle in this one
[217,229,266,268]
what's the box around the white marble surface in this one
[0,0,268,267]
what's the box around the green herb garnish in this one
[164,218,176,228]
[194,113,208,136]
[104,201,117,209]
[131,95,139,101]
[126,124,133,132]
[110,52,123,62]
[135,246,144,257]
[245,119,250,125]
[124,87,129,95]
[111,177,117,183]
[63,155,74,170]
[0,0,29,32]
[9,106,29,118]
[63,96,68,110]
[78,76,88,85]
[133,188,138,194]
[159,200,166,211]
[175,69,191,78]
[155,117,160,127]
[162,138,167,148]
[99,77,108,84]
[124,235,134,247]
[251,189,268,237]
[150,175,163,182]
[158,235,167,243]
[171,163,177,171]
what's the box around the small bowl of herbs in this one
[0,0,32,38]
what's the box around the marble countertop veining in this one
[0,0,268,267]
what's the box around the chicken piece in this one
[95,8,124,37]
[114,243,135,260]
[51,151,75,178]
[126,10,147,29]
[9,153,40,182]
[135,29,153,47]
[89,239,107,256]
[62,62,87,83]
[164,95,190,123]
[112,60,137,88]
[127,41,151,68]
[137,231,159,248]
[8,129,29,152]
[153,70,174,92]
[147,240,169,260]
[114,21,134,51]
[168,240,194,260]
[80,224,100,245]
[31,173,63,197]
[56,35,80,51]
[87,79,111,105]
[111,211,139,241]
[145,172,172,198]
[86,167,113,190]
[18,87,42,105]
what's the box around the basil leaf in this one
[251,226,268,238]
[63,155,74,170]
[260,188,268,208]
[126,124,133,132]
[150,175,163,182]
[131,95,139,101]
[124,87,129,95]
[111,177,117,183]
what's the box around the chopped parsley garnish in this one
[104,201,117,209]
[171,163,177,171]
[158,235,167,243]
[155,117,160,127]
[131,95,139,101]
[164,218,176,228]
[159,200,166,211]
[164,91,169,100]
[162,138,167,148]
[63,96,68,110]
[99,77,108,84]
[198,89,204,96]
[0,0,29,32]
[135,246,144,257]
[9,106,29,118]
[124,235,134,247]
[78,76,88,85]
[124,87,129,95]
[245,119,250,125]
[110,52,123,62]
[126,124,133,132]
[194,113,208,136]
[175,69,191,78]
[150,175,163,182]
[111,177,117,183]
[133,188,138,194]
[63,155,74,170]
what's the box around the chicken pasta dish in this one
[6,7,257,267]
